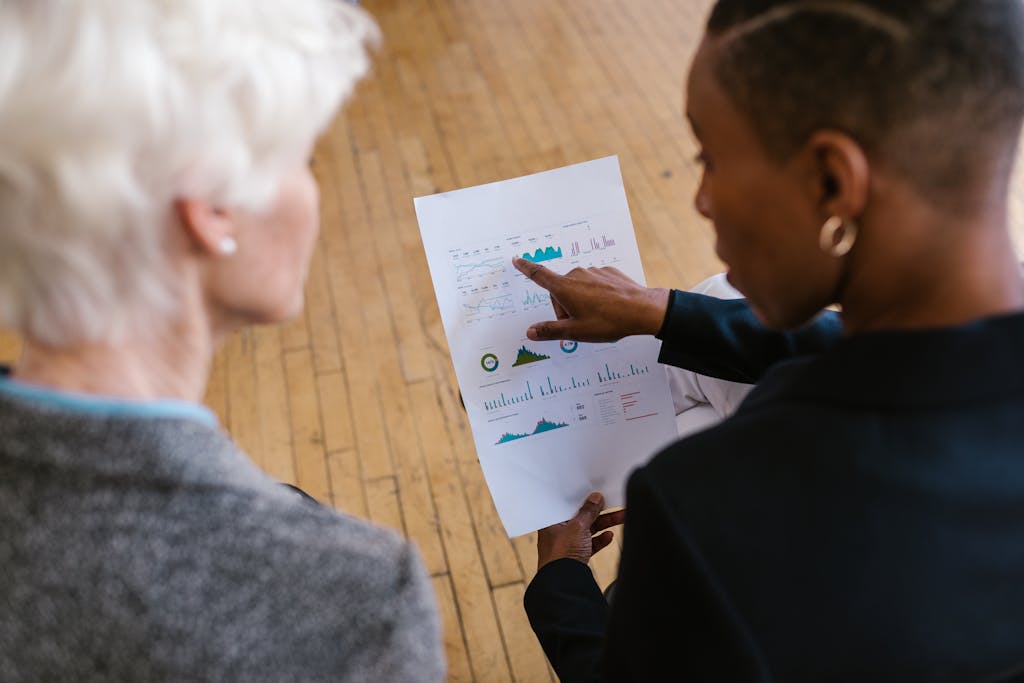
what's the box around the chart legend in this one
[621,391,659,422]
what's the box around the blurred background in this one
[1,1,1022,681]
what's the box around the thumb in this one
[514,257,561,292]
[575,492,605,528]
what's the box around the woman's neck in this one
[13,340,210,403]
[839,188,1024,334]
[11,293,217,404]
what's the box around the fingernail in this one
[526,327,537,340]
[587,492,602,505]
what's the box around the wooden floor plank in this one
[283,348,331,500]
[224,330,263,470]
[279,304,311,352]
[431,357,526,588]
[377,374,448,575]
[318,127,397,482]
[432,575,475,683]
[409,379,514,682]
[253,325,296,485]
[316,371,355,454]
[203,348,229,428]
[319,141,447,573]
[304,244,343,376]
[352,54,438,384]
[364,475,406,535]
[492,583,556,683]
[326,448,368,519]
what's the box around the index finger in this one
[592,509,625,534]
[513,257,561,292]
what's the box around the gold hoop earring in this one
[819,216,858,257]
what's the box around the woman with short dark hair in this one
[519,1,1024,680]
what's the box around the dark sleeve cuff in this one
[524,559,607,683]
[525,558,604,608]
[655,290,843,383]
[655,288,680,340]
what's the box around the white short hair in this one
[0,0,377,347]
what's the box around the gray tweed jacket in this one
[0,390,444,682]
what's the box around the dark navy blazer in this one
[524,291,1024,682]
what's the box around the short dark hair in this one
[706,0,1024,201]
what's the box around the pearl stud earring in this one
[219,236,238,256]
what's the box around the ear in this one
[174,197,236,256]
[802,130,870,219]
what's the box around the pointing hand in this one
[513,257,670,342]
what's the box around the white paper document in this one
[415,156,678,537]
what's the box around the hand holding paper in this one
[536,492,626,571]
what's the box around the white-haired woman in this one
[0,2,444,680]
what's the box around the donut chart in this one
[480,353,500,372]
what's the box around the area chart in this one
[496,418,569,444]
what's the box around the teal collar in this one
[0,369,218,427]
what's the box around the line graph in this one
[522,290,551,307]
[454,257,506,282]
[463,294,515,313]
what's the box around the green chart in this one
[511,345,550,367]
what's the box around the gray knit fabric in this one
[0,391,445,682]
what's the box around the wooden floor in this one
[3,2,1024,681]
[248,3,722,679]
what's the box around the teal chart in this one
[482,373,593,411]
[495,418,569,445]
[416,155,678,537]
[521,246,563,263]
